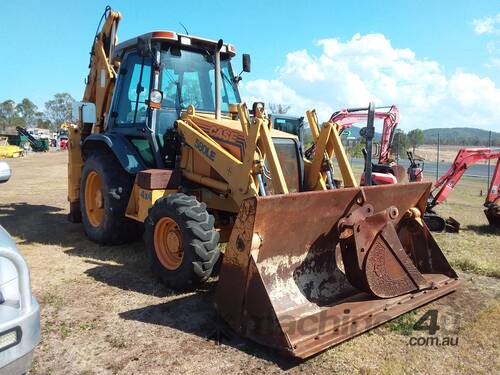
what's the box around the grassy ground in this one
[430,176,500,278]
[0,152,499,374]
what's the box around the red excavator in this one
[425,147,500,232]
[329,105,406,184]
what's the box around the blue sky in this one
[1,0,499,130]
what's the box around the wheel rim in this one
[154,217,184,270]
[85,171,104,227]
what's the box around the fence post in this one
[436,132,440,183]
[487,130,492,190]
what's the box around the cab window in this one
[114,52,152,126]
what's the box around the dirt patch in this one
[1,152,499,374]
[412,144,494,163]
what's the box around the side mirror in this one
[252,101,265,117]
[137,37,152,57]
[242,54,251,73]
[72,102,96,124]
[0,161,11,184]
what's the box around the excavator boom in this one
[484,159,500,228]
[330,104,399,164]
[426,147,500,231]
[430,148,500,207]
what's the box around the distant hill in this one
[342,126,499,146]
[422,128,500,146]
[305,123,499,146]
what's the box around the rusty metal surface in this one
[391,164,407,182]
[338,204,430,298]
[445,216,461,233]
[215,182,459,358]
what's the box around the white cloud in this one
[486,57,500,68]
[473,14,500,68]
[473,14,500,35]
[240,33,500,131]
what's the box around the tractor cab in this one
[102,32,246,168]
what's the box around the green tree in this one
[268,103,291,114]
[392,130,409,158]
[348,142,365,158]
[15,98,38,127]
[35,113,52,129]
[0,99,24,131]
[407,129,424,153]
[44,93,74,130]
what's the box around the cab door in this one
[108,51,158,168]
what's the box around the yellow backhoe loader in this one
[67,7,459,358]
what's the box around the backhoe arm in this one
[82,6,121,135]
[378,105,399,164]
[67,7,121,222]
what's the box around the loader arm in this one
[176,104,288,208]
[430,147,500,208]
[305,109,357,189]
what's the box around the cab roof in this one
[114,31,237,58]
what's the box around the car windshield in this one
[159,47,240,113]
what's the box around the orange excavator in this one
[425,147,500,231]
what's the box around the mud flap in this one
[215,182,459,358]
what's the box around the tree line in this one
[343,128,424,159]
[0,93,74,133]
[422,128,500,146]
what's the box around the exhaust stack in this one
[214,39,223,120]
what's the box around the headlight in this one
[0,327,20,352]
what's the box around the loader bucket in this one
[215,182,459,358]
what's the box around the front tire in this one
[80,151,141,245]
[145,193,220,290]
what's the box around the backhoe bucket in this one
[215,182,459,358]
[484,204,500,230]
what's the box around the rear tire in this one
[80,151,141,245]
[145,193,220,290]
